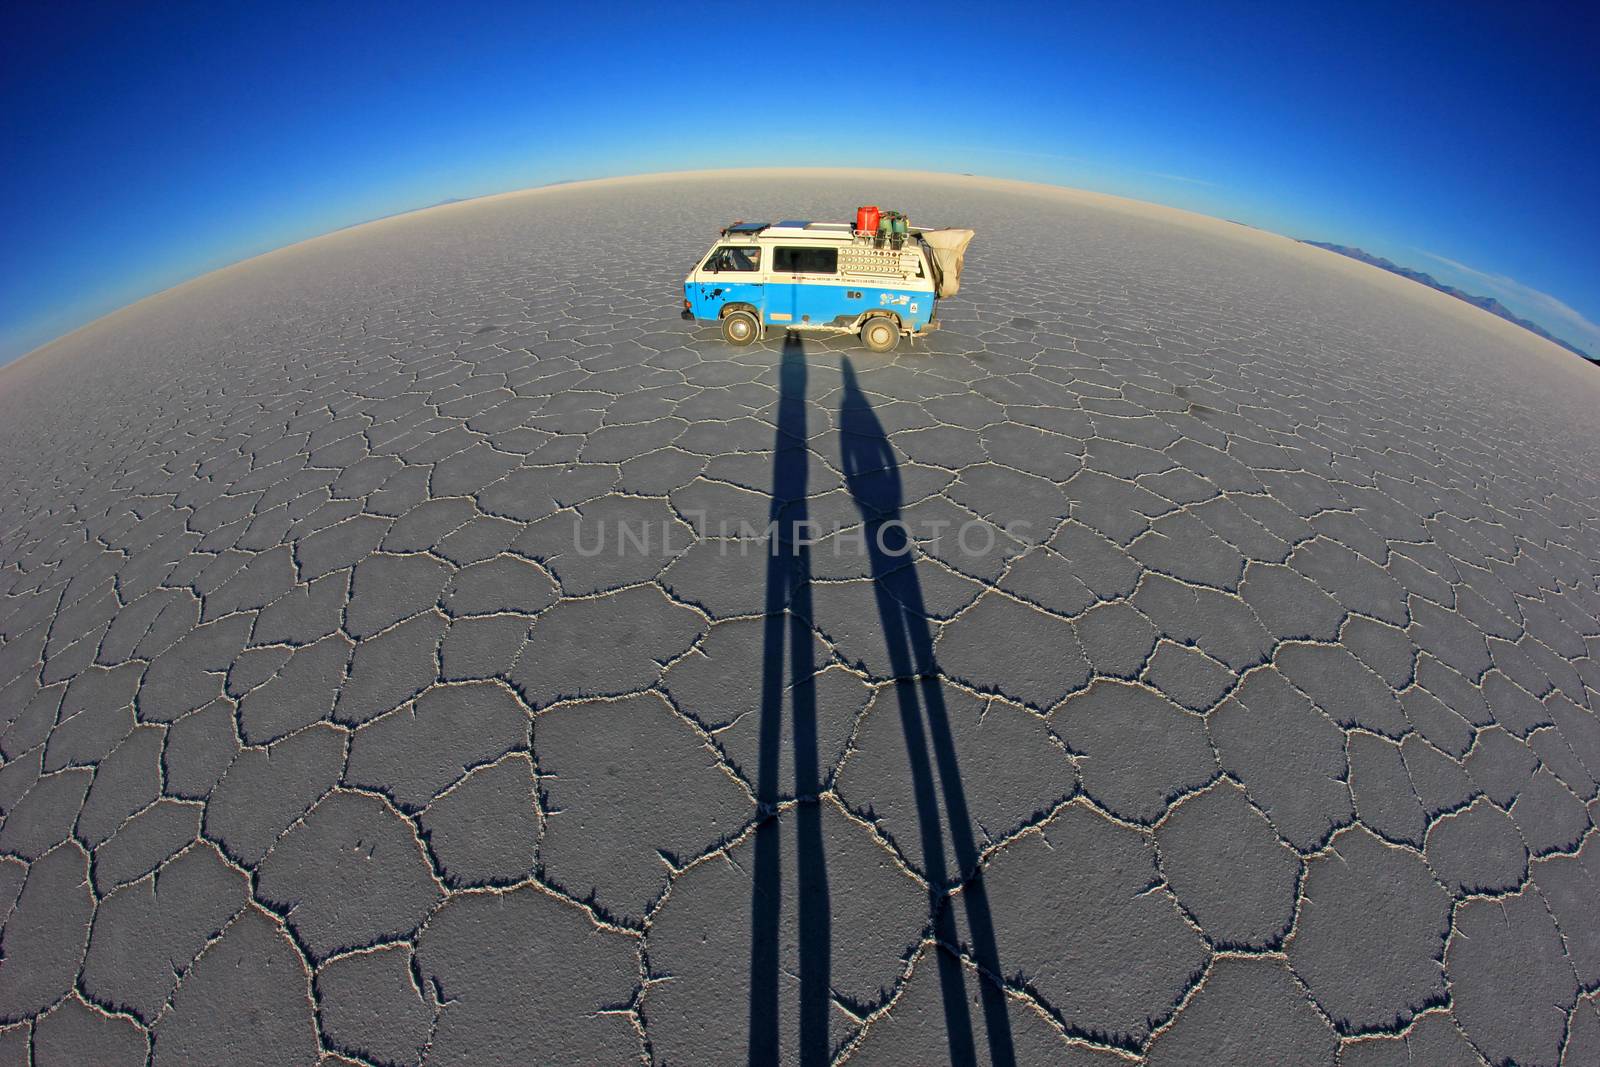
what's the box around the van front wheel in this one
[862,317,900,353]
[721,310,759,347]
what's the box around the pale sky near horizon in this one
[3,1,1596,364]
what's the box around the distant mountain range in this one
[1301,241,1595,364]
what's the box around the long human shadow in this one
[748,332,831,1065]
[837,357,1016,1066]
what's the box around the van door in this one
[694,245,765,320]
[770,245,843,327]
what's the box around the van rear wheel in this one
[862,317,900,353]
[721,310,759,346]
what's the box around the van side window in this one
[704,246,761,272]
[774,247,838,274]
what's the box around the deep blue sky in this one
[3,1,1597,363]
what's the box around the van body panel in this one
[765,282,932,330]
[687,278,765,321]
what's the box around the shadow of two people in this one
[746,333,1015,1067]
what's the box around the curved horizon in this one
[3,4,1596,367]
[10,165,1254,365]
[7,165,1592,376]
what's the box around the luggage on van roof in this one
[711,215,974,296]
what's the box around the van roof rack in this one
[719,219,933,241]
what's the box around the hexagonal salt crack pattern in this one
[846,942,1123,1066]
[835,678,1076,886]
[1145,956,1337,1066]
[1155,780,1301,950]
[535,691,749,922]
[953,802,1209,1048]
[1,171,1597,1061]
[646,799,927,1065]
[1287,826,1451,1033]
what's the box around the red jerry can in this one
[855,205,881,234]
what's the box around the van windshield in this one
[705,246,761,272]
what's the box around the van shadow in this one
[835,356,1017,1066]
[747,332,831,1065]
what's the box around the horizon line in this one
[5,164,1590,373]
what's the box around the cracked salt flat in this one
[0,169,1598,1064]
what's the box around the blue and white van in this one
[682,219,974,353]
